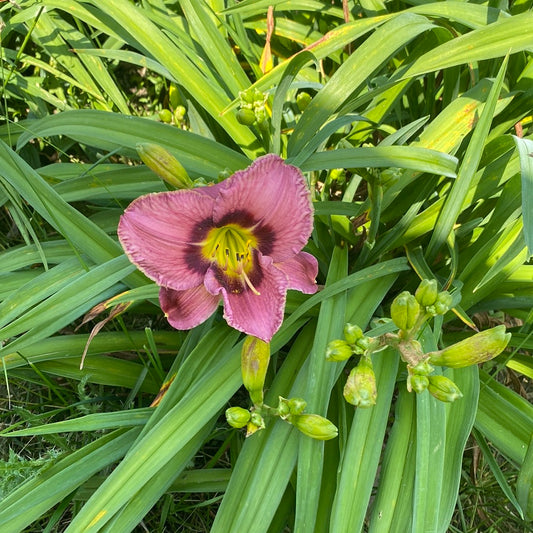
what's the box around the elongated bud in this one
[174,105,186,122]
[428,325,511,368]
[169,84,181,108]
[428,375,463,402]
[415,279,438,307]
[391,291,420,331]
[326,339,353,362]
[136,143,193,189]
[343,357,377,407]
[344,323,363,344]
[290,414,338,440]
[241,336,270,405]
[246,412,265,437]
[225,406,251,428]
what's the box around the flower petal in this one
[275,252,319,294]
[160,285,220,330]
[204,254,289,342]
[118,191,215,290]
[212,154,314,262]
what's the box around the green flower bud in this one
[427,325,511,368]
[431,291,453,315]
[343,357,377,407]
[136,143,193,189]
[408,373,429,394]
[277,396,290,419]
[344,323,363,344]
[169,84,181,109]
[355,336,372,353]
[174,105,186,122]
[225,406,251,428]
[391,291,420,331]
[326,339,353,362]
[428,375,463,403]
[158,109,173,123]
[246,412,266,437]
[415,279,438,307]
[236,108,256,126]
[287,397,307,415]
[241,336,270,405]
[290,414,338,440]
[239,89,255,105]
[296,91,312,111]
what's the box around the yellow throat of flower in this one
[202,224,260,295]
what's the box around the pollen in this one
[202,224,260,294]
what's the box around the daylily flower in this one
[118,154,318,342]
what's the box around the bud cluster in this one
[225,336,338,440]
[236,88,269,126]
[158,84,187,127]
[325,323,374,362]
[325,279,511,405]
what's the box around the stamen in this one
[242,269,261,296]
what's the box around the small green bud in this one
[239,89,255,105]
[287,397,307,415]
[174,105,186,122]
[241,336,270,405]
[158,109,173,123]
[296,91,312,111]
[136,143,193,189]
[236,108,256,126]
[431,291,453,315]
[344,323,363,344]
[290,414,338,440]
[428,325,511,368]
[326,339,353,362]
[246,412,266,437]
[277,396,291,419]
[391,291,420,331]
[428,375,463,402]
[408,373,429,393]
[415,279,438,307]
[343,357,377,407]
[355,336,372,353]
[225,406,251,428]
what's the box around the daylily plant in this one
[118,154,318,342]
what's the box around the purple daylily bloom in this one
[118,154,318,342]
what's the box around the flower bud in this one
[427,325,511,368]
[431,291,453,315]
[136,143,193,189]
[415,279,438,307]
[158,109,173,123]
[391,291,420,331]
[236,108,256,126]
[290,414,338,440]
[278,396,308,418]
[225,406,251,428]
[407,373,429,393]
[241,336,270,405]
[344,323,363,344]
[326,339,353,362]
[296,91,312,111]
[343,357,377,407]
[428,375,463,402]
[246,412,265,437]
[287,397,307,415]
[169,84,181,109]
[174,105,186,122]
